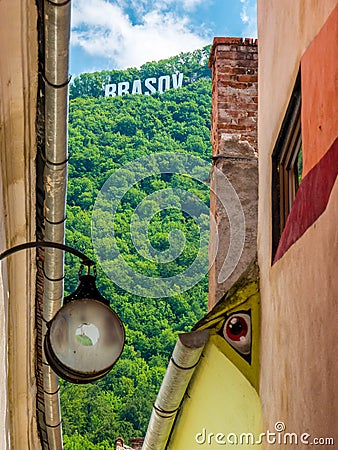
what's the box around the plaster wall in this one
[0,176,9,449]
[257,1,338,446]
[301,5,338,176]
[260,179,338,447]
[257,0,337,277]
[0,0,41,448]
[168,340,262,449]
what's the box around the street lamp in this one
[0,241,125,384]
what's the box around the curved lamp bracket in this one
[0,240,125,384]
[0,240,95,267]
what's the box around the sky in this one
[70,0,257,76]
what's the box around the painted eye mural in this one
[143,260,262,450]
[222,312,251,357]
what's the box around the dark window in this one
[272,72,302,259]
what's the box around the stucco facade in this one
[258,1,338,446]
[0,0,40,448]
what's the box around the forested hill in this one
[61,46,212,449]
[69,45,211,99]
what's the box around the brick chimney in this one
[130,437,144,449]
[208,37,258,309]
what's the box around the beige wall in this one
[260,179,338,446]
[0,0,41,448]
[0,178,9,448]
[257,1,337,447]
[257,0,336,275]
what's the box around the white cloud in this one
[180,0,205,10]
[112,0,204,14]
[71,0,209,70]
[239,0,257,38]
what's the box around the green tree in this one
[62,46,212,446]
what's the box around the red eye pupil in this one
[226,316,248,341]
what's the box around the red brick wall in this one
[209,37,258,154]
[208,37,258,308]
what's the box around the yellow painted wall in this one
[168,339,262,449]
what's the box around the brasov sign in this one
[104,73,184,97]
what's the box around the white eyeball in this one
[222,313,251,355]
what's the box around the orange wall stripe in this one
[301,4,338,177]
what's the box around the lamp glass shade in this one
[45,298,125,383]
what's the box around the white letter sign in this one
[104,73,184,98]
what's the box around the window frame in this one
[271,72,302,260]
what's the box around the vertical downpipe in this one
[42,0,71,448]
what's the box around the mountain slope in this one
[61,47,212,448]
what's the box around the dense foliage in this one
[62,47,212,449]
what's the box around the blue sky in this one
[70,0,257,76]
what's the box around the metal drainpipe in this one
[142,329,209,450]
[41,0,71,448]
